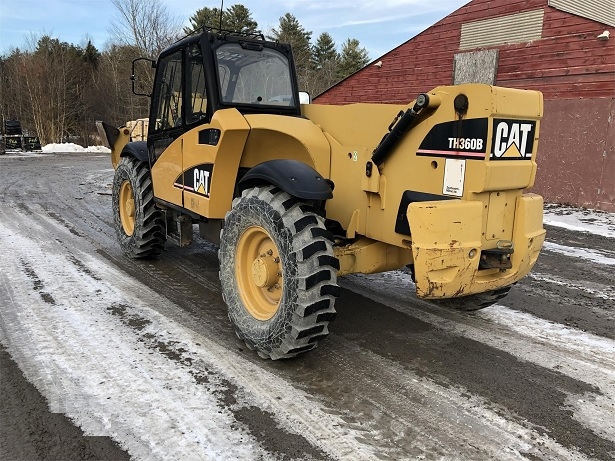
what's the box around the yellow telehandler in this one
[97,27,545,359]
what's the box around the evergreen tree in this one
[185,4,258,34]
[185,7,222,33]
[312,32,338,69]
[82,40,100,68]
[311,32,339,95]
[338,38,369,80]
[270,13,312,90]
[225,5,258,33]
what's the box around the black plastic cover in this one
[395,190,455,236]
[239,159,333,200]
[121,141,149,164]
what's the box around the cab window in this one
[152,50,183,132]
[215,43,294,107]
[187,43,208,124]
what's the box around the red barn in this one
[316,0,615,212]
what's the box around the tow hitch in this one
[480,240,514,271]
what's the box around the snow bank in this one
[42,143,111,154]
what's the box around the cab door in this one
[176,42,217,217]
[150,39,250,218]
[180,42,250,219]
[149,48,186,206]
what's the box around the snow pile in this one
[42,143,110,154]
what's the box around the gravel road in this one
[1,151,614,460]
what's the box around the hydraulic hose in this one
[371,93,430,167]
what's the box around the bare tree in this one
[109,0,182,58]
[0,52,29,128]
[97,44,151,125]
[16,36,86,144]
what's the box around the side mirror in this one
[299,91,311,105]
[131,57,156,97]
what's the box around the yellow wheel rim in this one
[119,180,136,236]
[236,226,283,321]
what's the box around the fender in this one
[239,159,333,200]
[120,141,149,164]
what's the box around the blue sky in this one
[0,0,468,60]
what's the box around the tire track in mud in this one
[0,216,330,460]
[511,277,615,339]
[528,271,615,301]
[94,241,615,456]
[338,269,615,457]
[96,247,615,458]
[20,260,57,305]
[3,205,418,459]
[507,236,615,339]
[334,287,614,460]
[0,199,579,460]
[106,301,331,461]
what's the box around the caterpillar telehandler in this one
[97,27,546,360]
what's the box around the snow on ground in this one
[543,241,615,265]
[42,143,111,154]
[1,204,602,461]
[2,143,110,157]
[544,203,615,238]
[0,212,385,461]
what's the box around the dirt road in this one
[1,152,614,460]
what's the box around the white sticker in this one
[443,158,466,197]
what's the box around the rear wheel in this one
[112,156,166,258]
[219,186,339,360]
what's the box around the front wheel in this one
[219,186,339,360]
[112,156,166,258]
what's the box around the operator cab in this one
[142,28,302,164]
[148,28,302,136]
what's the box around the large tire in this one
[112,156,166,258]
[432,286,512,311]
[219,186,340,360]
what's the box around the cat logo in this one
[193,168,211,196]
[173,164,213,197]
[491,119,536,160]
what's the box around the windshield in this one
[215,43,294,107]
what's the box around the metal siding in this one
[548,0,615,27]
[460,9,544,50]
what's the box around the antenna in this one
[219,0,224,30]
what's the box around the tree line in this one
[0,1,369,146]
